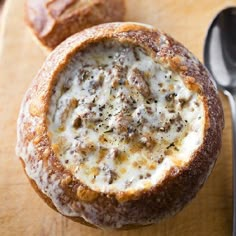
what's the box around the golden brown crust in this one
[20,158,96,228]
[25,0,125,50]
[16,22,224,229]
[21,157,146,230]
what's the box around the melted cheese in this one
[47,40,205,193]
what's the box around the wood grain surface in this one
[0,0,235,235]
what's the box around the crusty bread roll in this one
[25,0,125,50]
[16,22,224,229]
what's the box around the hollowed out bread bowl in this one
[25,0,125,50]
[16,22,224,229]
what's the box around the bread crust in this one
[16,22,224,229]
[25,0,125,50]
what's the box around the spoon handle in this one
[224,90,236,235]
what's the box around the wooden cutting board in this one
[0,0,235,235]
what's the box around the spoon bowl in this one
[204,7,236,91]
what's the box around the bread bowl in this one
[16,22,224,229]
[25,0,125,50]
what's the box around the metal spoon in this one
[204,7,236,235]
